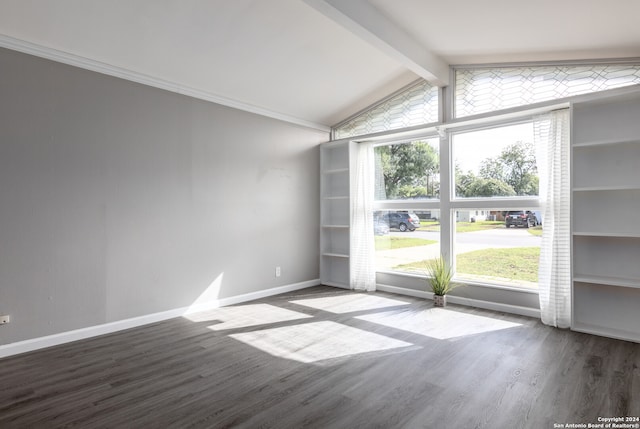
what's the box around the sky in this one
[452,122,534,174]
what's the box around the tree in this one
[479,141,538,195]
[455,167,477,197]
[376,141,438,199]
[455,166,516,198]
[466,177,516,197]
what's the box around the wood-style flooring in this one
[1,286,639,428]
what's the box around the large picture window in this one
[373,122,543,291]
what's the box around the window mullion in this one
[439,132,454,270]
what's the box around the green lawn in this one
[393,247,540,282]
[527,226,543,236]
[375,236,437,251]
[457,221,504,233]
[419,220,504,233]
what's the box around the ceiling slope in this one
[1,0,640,129]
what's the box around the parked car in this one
[380,212,421,232]
[505,210,538,228]
[374,219,390,235]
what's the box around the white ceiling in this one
[1,0,639,131]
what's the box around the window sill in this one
[375,269,540,295]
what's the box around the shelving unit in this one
[571,91,640,343]
[320,140,355,289]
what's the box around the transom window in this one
[454,63,640,118]
[333,80,439,139]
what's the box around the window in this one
[455,63,640,118]
[373,138,440,274]
[451,121,541,289]
[333,80,439,139]
[453,122,537,199]
[374,139,440,201]
[336,62,634,292]
[372,122,543,290]
[374,209,440,274]
[454,209,541,290]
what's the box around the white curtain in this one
[534,109,571,328]
[351,142,376,291]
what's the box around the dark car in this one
[505,210,538,228]
[380,212,421,232]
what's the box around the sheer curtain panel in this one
[534,110,571,328]
[351,143,376,291]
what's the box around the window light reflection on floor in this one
[229,321,415,363]
[183,303,312,331]
[290,294,410,314]
[356,308,522,340]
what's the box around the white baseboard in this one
[0,279,319,359]
[184,279,320,313]
[376,284,541,319]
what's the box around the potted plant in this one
[426,256,457,307]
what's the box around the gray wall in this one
[0,48,327,345]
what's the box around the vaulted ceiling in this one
[1,0,639,131]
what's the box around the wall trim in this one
[0,34,330,133]
[0,279,319,359]
[376,284,541,319]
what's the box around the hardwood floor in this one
[1,286,639,428]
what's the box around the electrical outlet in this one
[275,266,281,277]
[0,315,10,325]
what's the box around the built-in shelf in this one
[572,137,640,148]
[320,141,355,289]
[322,168,349,175]
[322,252,350,258]
[573,185,640,192]
[573,275,640,289]
[571,91,640,344]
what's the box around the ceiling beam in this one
[302,0,449,86]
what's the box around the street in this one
[376,227,542,280]
[394,226,542,249]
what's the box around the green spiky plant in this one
[426,256,456,296]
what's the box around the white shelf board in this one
[571,322,640,344]
[322,196,349,200]
[573,275,640,289]
[321,224,350,229]
[322,168,349,175]
[573,137,640,148]
[573,185,640,192]
[322,252,350,258]
[321,280,350,289]
[573,231,640,238]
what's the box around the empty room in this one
[1,1,639,428]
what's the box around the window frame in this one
[366,107,554,293]
[335,61,640,294]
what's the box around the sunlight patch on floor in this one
[184,303,312,330]
[229,321,414,363]
[356,308,522,340]
[290,294,410,314]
